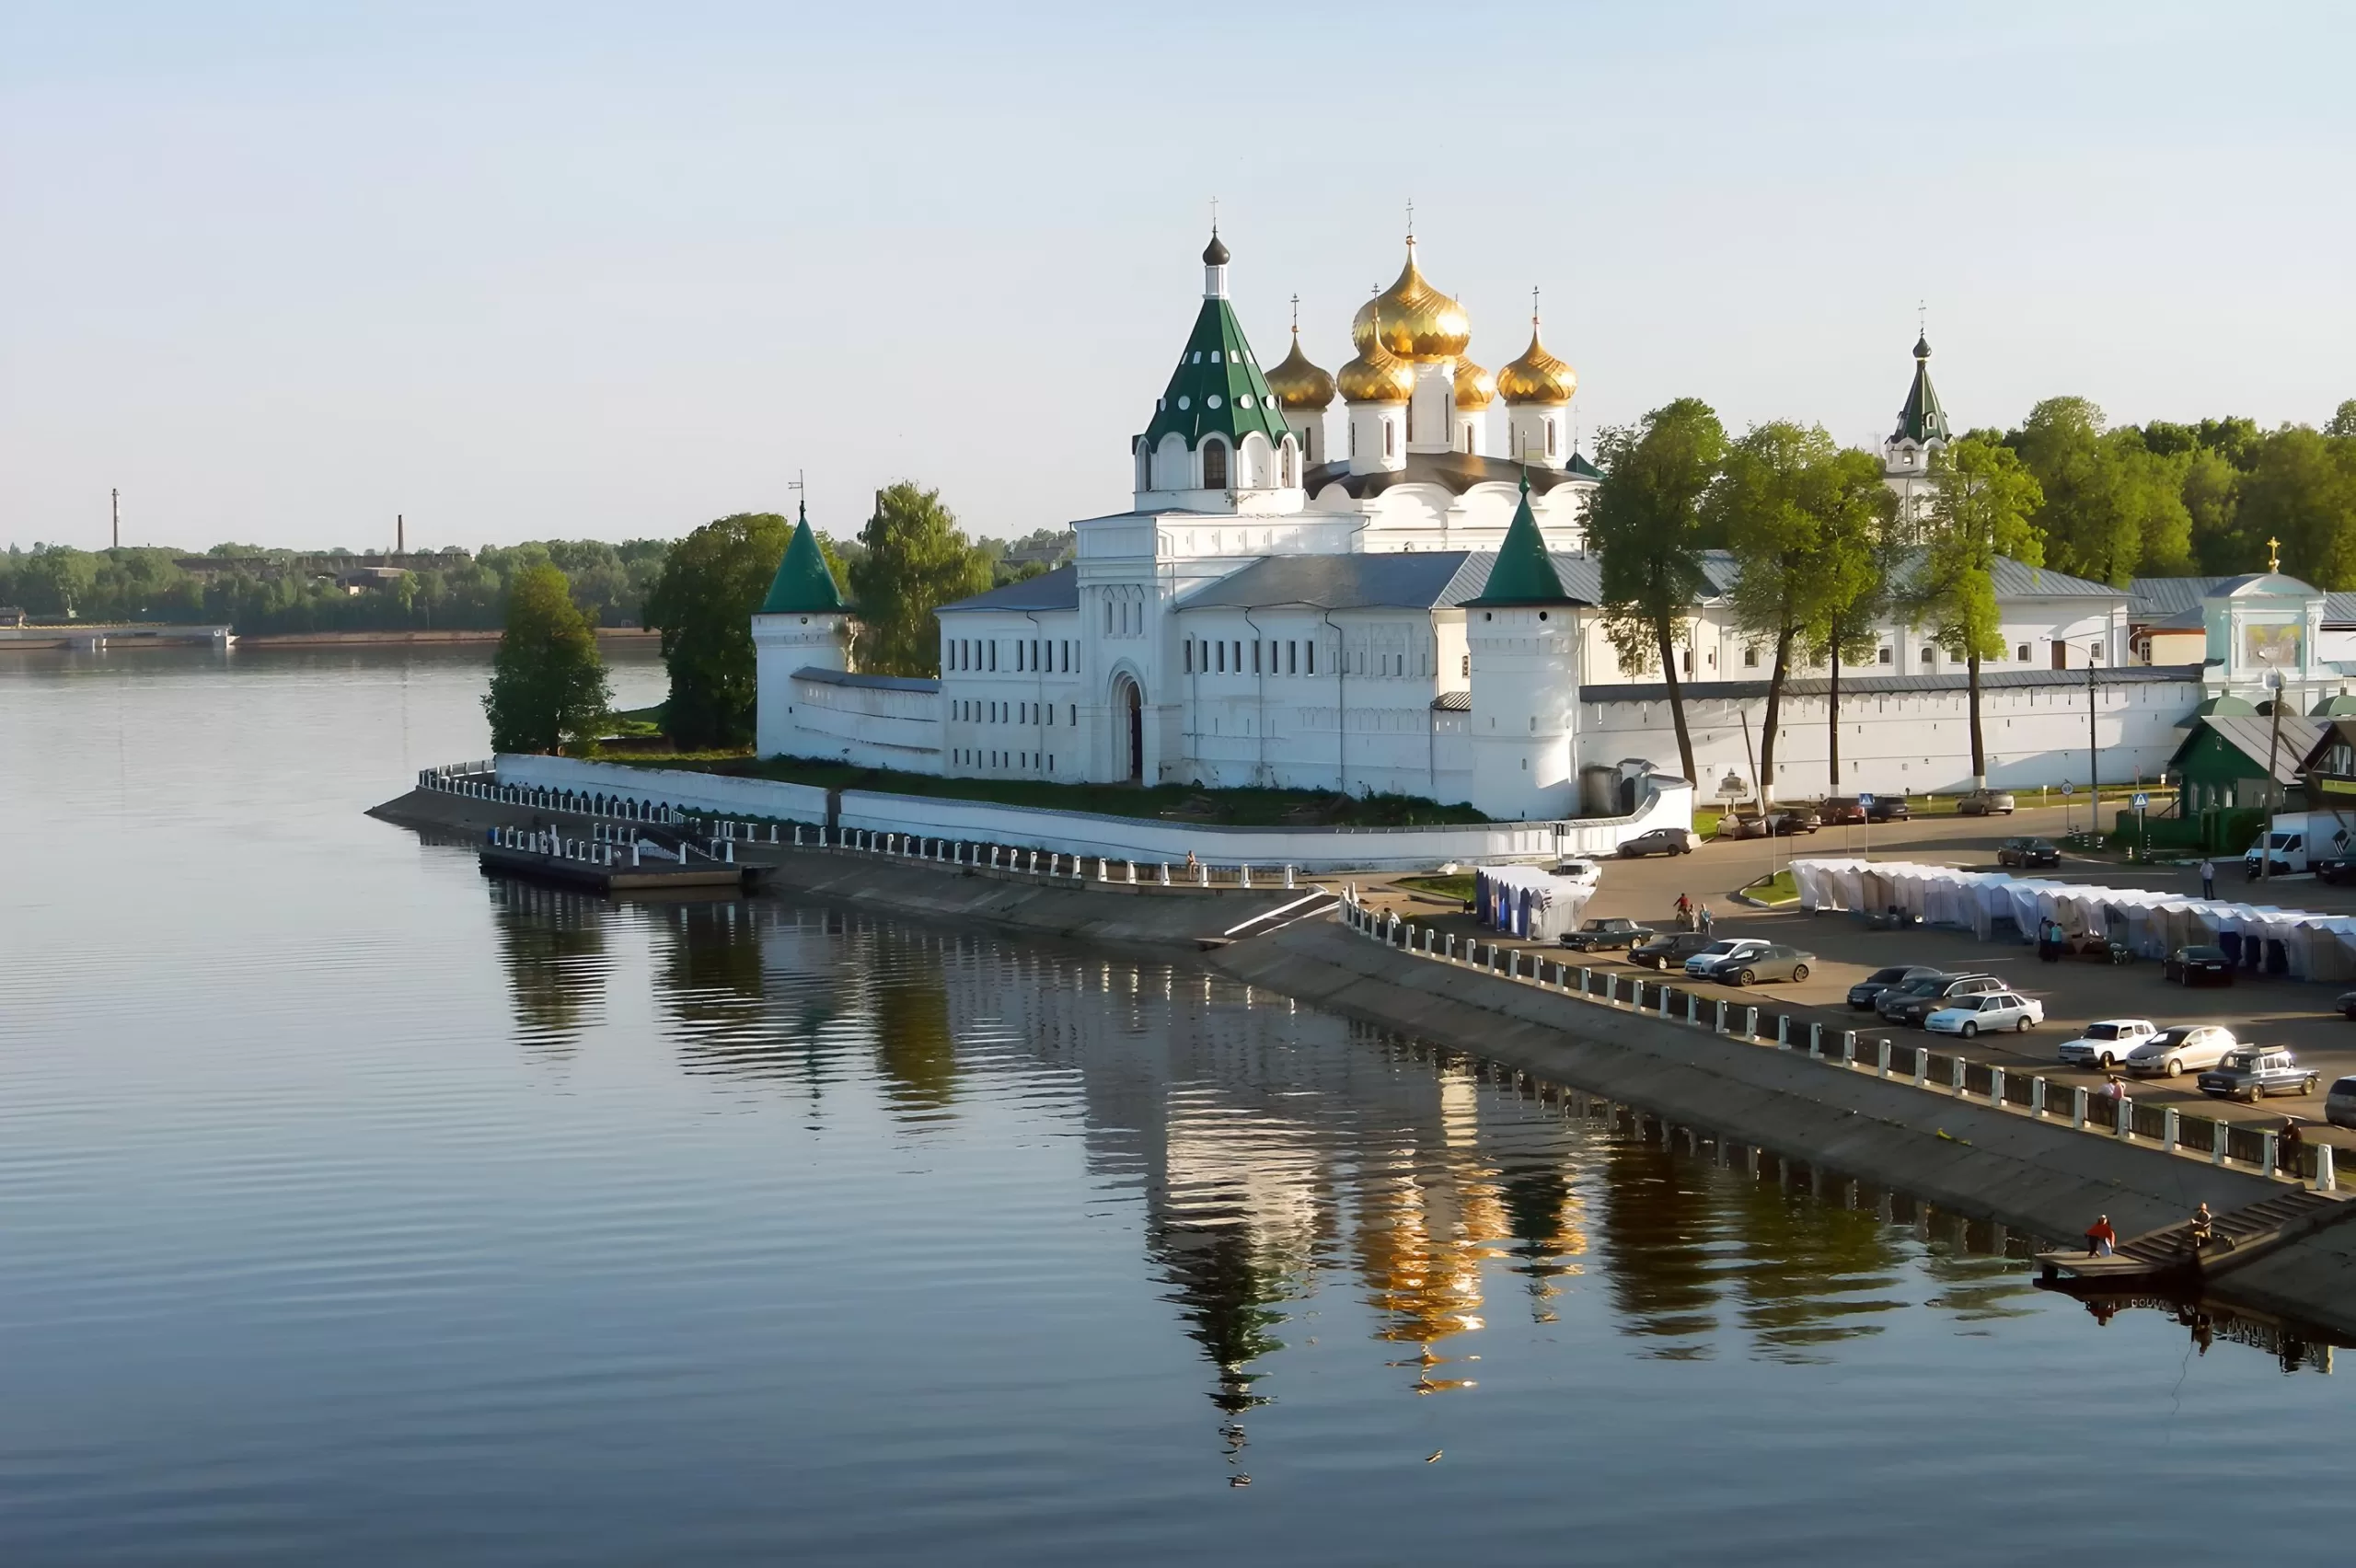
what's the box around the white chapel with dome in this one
[753,227,2238,819]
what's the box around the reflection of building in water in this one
[488,880,609,1052]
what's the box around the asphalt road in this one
[1367,801,2356,1149]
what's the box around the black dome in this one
[1202,232,1230,266]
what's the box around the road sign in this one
[2062,782,2075,796]
[1857,792,1875,807]
[2132,791,2149,811]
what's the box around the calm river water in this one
[0,645,2346,1564]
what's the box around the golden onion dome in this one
[1337,338,1415,404]
[1497,318,1576,405]
[1264,328,1336,410]
[1452,357,1496,411]
[1350,240,1472,363]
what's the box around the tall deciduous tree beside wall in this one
[849,482,991,677]
[1711,422,1891,803]
[1911,438,2045,790]
[644,513,791,751]
[484,562,610,754]
[1802,478,1900,793]
[1590,398,1727,790]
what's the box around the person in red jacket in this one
[2085,1216,2118,1257]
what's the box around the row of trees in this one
[1590,405,2039,803]
[0,539,667,634]
[2007,398,2356,586]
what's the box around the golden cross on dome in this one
[1405,197,1415,244]
[1531,283,1542,327]
[1289,293,1299,335]
[2269,536,2281,571]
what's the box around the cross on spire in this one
[1289,293,1299,336]
[1531,284,1542,328]
[1209,195,1218,235]
[1405,198,1415,244]
[788,468,806,522]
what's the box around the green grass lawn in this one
[1743,869,1799,905]
[602,751,1491,829]
[1396,873,1476,901]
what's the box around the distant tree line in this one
[0,539,669,634]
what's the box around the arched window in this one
[1135,441,1150,490]
[1201,439,1228,490]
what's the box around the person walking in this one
[1675,892,1693,930]
[1698,905,1715,937]
[2200,858,2216,900]
[2085,1215,2118,1257]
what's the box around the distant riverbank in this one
[238,628,661,648]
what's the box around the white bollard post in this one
[1160,862,1172,885]
[2117,1096,2133,1140]
[1745,1006,1760,1040]
[1284,865,1296,889]
[2033,1078,2048,1118]
[1196,862,1209,888]
[1842,1032,1856,1066]
[1578,967,1591,997]
[2162,1107,2179,1153]
[1991,1066,2006,1108]
[631,844,641,867]
[2073,1087,2087,1129]
[1686,994,1698,1025]
[1776,1015,1790,1049]
[1658,988,1670,1020]
[2212,1118,2228,1166]
[725,840,734,863]
[1950,1056,1966,1094]
[1808,1022,1822,1058]
[1240,864,1252,889]
[1715,1000,1728,1034]
[1877,1039,1891,1078]
[1913,1048,1928,1087]
[1126,861,1138,884]
[792,824,803,847]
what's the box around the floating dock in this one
[476,826,755,897]
[2036,1188,2351,1289]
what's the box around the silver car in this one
[2327,1077,2356,1131]
[2123,1023,2239,1078]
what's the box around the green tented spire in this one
[1139,233,1293,455]
[1893,333,1949,445]
[1462,476,1575,607]
[758,502,849,615]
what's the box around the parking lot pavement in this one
[1369,807,2356,1147]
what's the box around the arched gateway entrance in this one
[1114,676,1144,783]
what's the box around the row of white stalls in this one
[1793,858,2356,981]
[1472,865,1599,941]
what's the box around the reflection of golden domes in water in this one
[1265,327,1336,411]
[1351,240,1472,363]
[1452,358,1496,411]
[1337,338,1415,404]
[1498,318,1576,405]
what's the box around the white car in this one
[1924,991,2045,1037]
[2057,1019,2158,1070]
[2123,1024,2240,1078]
[1683,938,1771,977]
[1553,859,1602,886]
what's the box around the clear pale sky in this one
[5,2,2350,552]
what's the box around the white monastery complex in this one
[751,228,2356,825]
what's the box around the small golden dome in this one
[1337,338,1415,404]
[1350,240,1472,363]
[1452,358,1496,411]
[1265,328,1336,410]
[1498,319,1576,405]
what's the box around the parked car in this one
[2163,945,2235,986]
[2058,1019,2159,1069]
[1763,807,1820,836]
[1617,827,1698,858]
[1865,796,1911,824]
[1629,931,1722,970]
[2122,1023,2238,1078]
[1681,938,1774,978]
[1715,813,1768,840]
[1880,974,2004,1027]
[1995,836,2061,869]
[1553,859,1603,886]
[2316,857,2356,887]
[2326,1077,2356,1130]
[1819,797,1868,825]
[2336,990,2356,1020]
[1688,943,1815,986]
[1846,963,1946,1010]
[1958,790,2017,816]
[1925,990,2045,1037]
[1560,917,1655,952]
[2197,1046,2318,1102]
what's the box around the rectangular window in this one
[1232,640,1242,672]
[1068,704,1075,726]
[1253,641,1261,674]
[1743,646,1758,668]
[1104,600,1113,634]
[1184,641,1193,674]
[1033,638,1041,669]
[1288,640,1298,674]
[1877,647,1893,664]
[988,641,998,672]
[1462,654,1471,677]
[1217,640,1225,673]
[1307,642,1314,675]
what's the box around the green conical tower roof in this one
[758,504,849,615]
[1893,333,1949,445]
[1139,233,1293,454]
[1462,477,1576,607]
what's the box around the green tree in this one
[1710,423,1888,804]
[2239,427,2356,587]
[1911,438,2045,789]
[1802,479,1900,793]
[644,512,791,750]
[848,482,990,677]
[1590,399,1727,789]
[483,562,609,753]
[2182,447,2245,572]
[2327,400,2356,441]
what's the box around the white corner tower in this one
[1465,478,1580,821]
[751,501,855,757]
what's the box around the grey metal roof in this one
[2326,592,2356,627]
[791,666,941,695]
[1587,663,2204,705]
[1980,557,2121,598]
[1301,451,1598,500]
[937,564,1080,615]
[2180,713,2327,785]
[1431,690,1471,711]
[1178,551,1570,612]
[2131,572,2326,619]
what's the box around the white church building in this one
[753,228,2306,821]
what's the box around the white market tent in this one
[1474,864,1598,941]
[1793,858,2356,981]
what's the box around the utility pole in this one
[2261,667,2285,882]
[2087,654,2098,843]
[111,488,120,550]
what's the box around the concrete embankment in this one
[1209,919,2356,1339]
[371,786,1309,952]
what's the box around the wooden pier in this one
[2036,1188,2354,1289]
